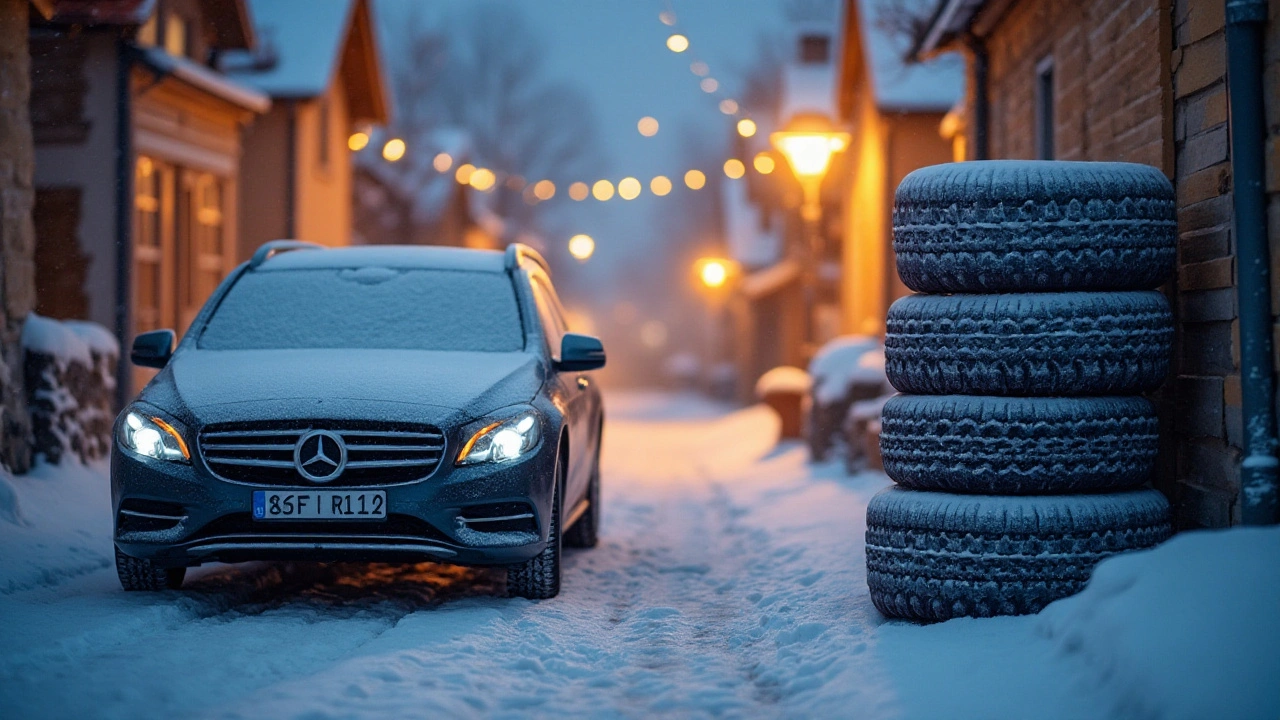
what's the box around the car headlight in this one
[456,410,542,466]
[118,408,190,463]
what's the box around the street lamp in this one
[770,112,849,354]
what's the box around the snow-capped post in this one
[21,315,119,465]
[868,161,1178,620]
[755,366,811,440]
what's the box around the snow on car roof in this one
[254,245,508,272]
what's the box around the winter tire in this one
[885,291,1173,396]
[880,395,1159,494]
[564,440,600,549]
[115,547,186,591]
[865,487,1171,621]
[893,161,1176,293]
[507,453,564,599]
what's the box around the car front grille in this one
[199,420,447,486]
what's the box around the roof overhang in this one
[340,0,390,124]
[135,46,271,114]
[913,0,1020,58]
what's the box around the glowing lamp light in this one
[568,234,596,261]
[666,34,689,53]
[753,152,776,174]
[433,152,453,172]
[719,99,739,115]
[592,179,615,201]
[381,138,406,162]
[618,177,642,200]
[700,77,719,93]
[534,179,556,200]
[650,175,673,196]
[569,182,590,201]
[684,169,706,190]
[348,132,369,151]
[638,116,660,137]
[696,258,735,289]
[737,118,757,138]
[770,113,851,179]
[723,159,745,179]
[455,163,476,184]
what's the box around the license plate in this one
[252,490,386,521]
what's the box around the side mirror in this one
[131,329,176,369]
[557,333,606,372]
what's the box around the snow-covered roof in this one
[137,47,270,113]
[853,0,964,112]
[722,172,781,269]
[779,63,839,121]
[221,0,355,98]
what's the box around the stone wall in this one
[22,314,118,465]
[0,0,35,473]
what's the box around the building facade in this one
[915,0,1280,528]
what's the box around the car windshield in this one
[199,267,524,352]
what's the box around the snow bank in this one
[0,469,22,525]
[21,314,118,369]
[809,336,882,404]
[755,366,811,397]
[1039,526,1280,720]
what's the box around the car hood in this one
[153,349,545,427]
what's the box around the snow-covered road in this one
[0,393,1202,719]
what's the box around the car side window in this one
[530,276,565,357]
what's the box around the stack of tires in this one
[867,161,1178,621]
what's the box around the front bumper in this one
[111,437,559,569]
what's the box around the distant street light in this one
[666,34,689,52]
[348,132,369,151]
[695,257,738,290]
[770,112,850,351]
[737,118,757,138]
[684,169,706,190]
[381,138,406,162]
[650,175,673,196]
[433,152,453,172]
[592,180,615,201]
[568,234,596,262]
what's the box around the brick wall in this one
[973,0,1280,527]
[0,0,35,473]
[983,0,1170,169]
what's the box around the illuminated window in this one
[163,13,188,58]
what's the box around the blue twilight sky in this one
[373,0,793,288]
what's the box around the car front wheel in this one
[115,547,185,591]
[507,453,564,599]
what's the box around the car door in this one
[529,274,591,507]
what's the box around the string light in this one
[455,163,475,184]
[650,175,672,196]
[592,180,615,201]
[348,132,369,151]
[753,153,776,174]
[505,175,526,190]
[569,182,590,201]
[737,118,758,138]
[690,61,709,76]
[684,169,706,190]
[638,116,660,137]
[723,159,745,179]
[658,10,676,26]
[700,78,718,93]
[534,179,556,200]
[469,167,496,191]
[719,99,739,115]
[618,177,642,200]
[433,152,453,172]
[381,138,406,162]
[666,34,689,52]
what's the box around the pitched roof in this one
[841,0,965,114]
[220,0,388,122]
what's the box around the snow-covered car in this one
[112,241,605,599]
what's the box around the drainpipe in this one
[114,40,134,410]
[966,35,990,160]
[1224,0,1278,525]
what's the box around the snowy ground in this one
[0,392,1275,719]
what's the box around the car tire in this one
[885,291,1173,396]
[880,395,1159,494]
[507,453,564,599]
[865,487,1171,621]
[893,161,1176,293]
[563,442,600,549]
[115,547,186,591]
